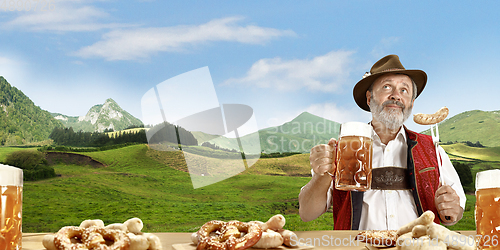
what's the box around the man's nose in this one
[389,91,401,101]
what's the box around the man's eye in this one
[383,85,390,89]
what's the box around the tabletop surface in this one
[21,231,477,250]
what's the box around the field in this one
[0,142,495,233]
[8,145,333,233]
[442,143,500,162]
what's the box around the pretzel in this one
[196,220,262,250]
[83,226,130,250]
[42,234,58,250]
[413,107,449,125]
[357,230,398,247]
[53,226,88,250]
[47,218,158,250]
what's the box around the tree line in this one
[49,127,147,147]
[442,140,485,148]
[201,141,239,153]
[49,121,197,147]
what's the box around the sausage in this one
[413,107,449,125]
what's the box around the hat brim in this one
[353,69,427,112]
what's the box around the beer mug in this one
[0,164,23,250]
[335,122,373,191]
[475,169,500,250]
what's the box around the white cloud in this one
[223,50,355,93]
[2,3,132,32]
[73,17,296,61]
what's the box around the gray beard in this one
[369,98,412,131]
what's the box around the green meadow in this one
[1,142,496,233]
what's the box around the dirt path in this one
[45,151,106,168]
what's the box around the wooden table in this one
[21,231,477,250]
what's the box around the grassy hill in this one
[193,112,340,153]
[4,142,490,233]
[0,76,63,145]
[442,143,500,162]
[17,145,332,233]
[5,141,499,233]
[421,110,500,147]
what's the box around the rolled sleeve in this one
[438,146,467,209]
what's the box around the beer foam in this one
[339,122,372,138]
[0,164,23,186]
[476,169,500,190]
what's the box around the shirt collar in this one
[371,123,408,144]
[398,126,407,143]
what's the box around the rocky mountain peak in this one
[55,98,143,133]
[79,98,123,125]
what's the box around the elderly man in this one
[298,55,466,230]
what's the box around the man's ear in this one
[366,91,371,107]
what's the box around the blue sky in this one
[1,0,500,135]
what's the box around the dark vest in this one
[331,128,441,230]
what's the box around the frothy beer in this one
[0,165,23,250]
[335,122,373,191]
[476,170,500,250]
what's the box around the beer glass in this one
[0,164,23,250]
[476,169,500,250]
[335,122,373,191]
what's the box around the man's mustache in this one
[382,100,405,109]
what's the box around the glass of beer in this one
[335,122,373,191]
[0,164,23,250]
[475,169,500,250]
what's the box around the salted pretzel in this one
[53,226,130,250]
[83,226,130,250]
[53,226,88,250]
[413,107,449,125]
[196,220,262,250]
[356,230,398,247]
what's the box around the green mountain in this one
[257,112,340,153]
[0,76,63,145]
[52,98,143,132]
[194,112,341,153]
[195,109,500,153]
[420,110,500,147]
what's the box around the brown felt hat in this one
[353,54,427,112]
